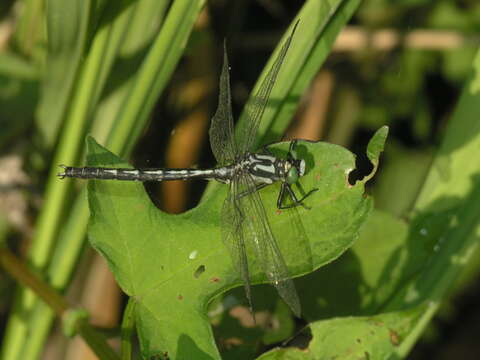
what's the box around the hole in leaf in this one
[194,265,205,278]
[347,133,374,185]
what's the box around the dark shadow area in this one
[213,285,310,359]
[347,129,375,185]
[175,334,216,360]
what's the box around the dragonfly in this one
[58,21,316,317]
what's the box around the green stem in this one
[0,248,67,314]
[0,247,120,360]
[120,298,136,360]
[76,318,121,360]
[108,0,207,155]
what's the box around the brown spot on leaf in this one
[389,329,400,346]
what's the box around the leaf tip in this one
[364,126,389,182]
[84,137,124,167]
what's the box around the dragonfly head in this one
[286,159,305,184]
[285,141,306,184]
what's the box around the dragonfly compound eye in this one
[286,166,299,184]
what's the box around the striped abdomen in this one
[58,166,228,182]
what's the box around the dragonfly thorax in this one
[227,152,304,186]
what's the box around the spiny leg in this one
[277,182,318,210]
[260,139,298,157]
[238,181,316,210]
[288,139,298,155]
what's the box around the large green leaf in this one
[257,305,426,360]
[261,206,439,359]
[385,49,480,356]
[236,0,363,148]
[289,49,480,359]
[296,209,425,321]
[85,127,386,359]
[35,0,93,148]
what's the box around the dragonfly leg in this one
[260,143,275,155]
[276,183,287,208]
[277,182,318,210]
[288,139,298,153]
[286,140,301,162]
[260,139,298,157]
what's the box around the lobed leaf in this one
[86,127,385,358]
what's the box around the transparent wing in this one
[221,178,254,312]
[279,186,313,273]
[209,42,237,165]
[239,21,298,154]
[237,170,301,317]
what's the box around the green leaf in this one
[305,49,480,359]
[257,305,426,360]
[297,209,423,321]
[4,2,202,360]
[365,125,389,182]
[0,53,39,147]
[35,0,93,148]
[85,127,385,358]
[237,0,363,148]
[372,144,433,217]
[107,0,207,155]
[386,49,480,357]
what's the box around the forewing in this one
[221,179,253,312]
[209,42,237,165]
[280,187,313,272]
[237,171,301,317]
[239,22,298,154]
